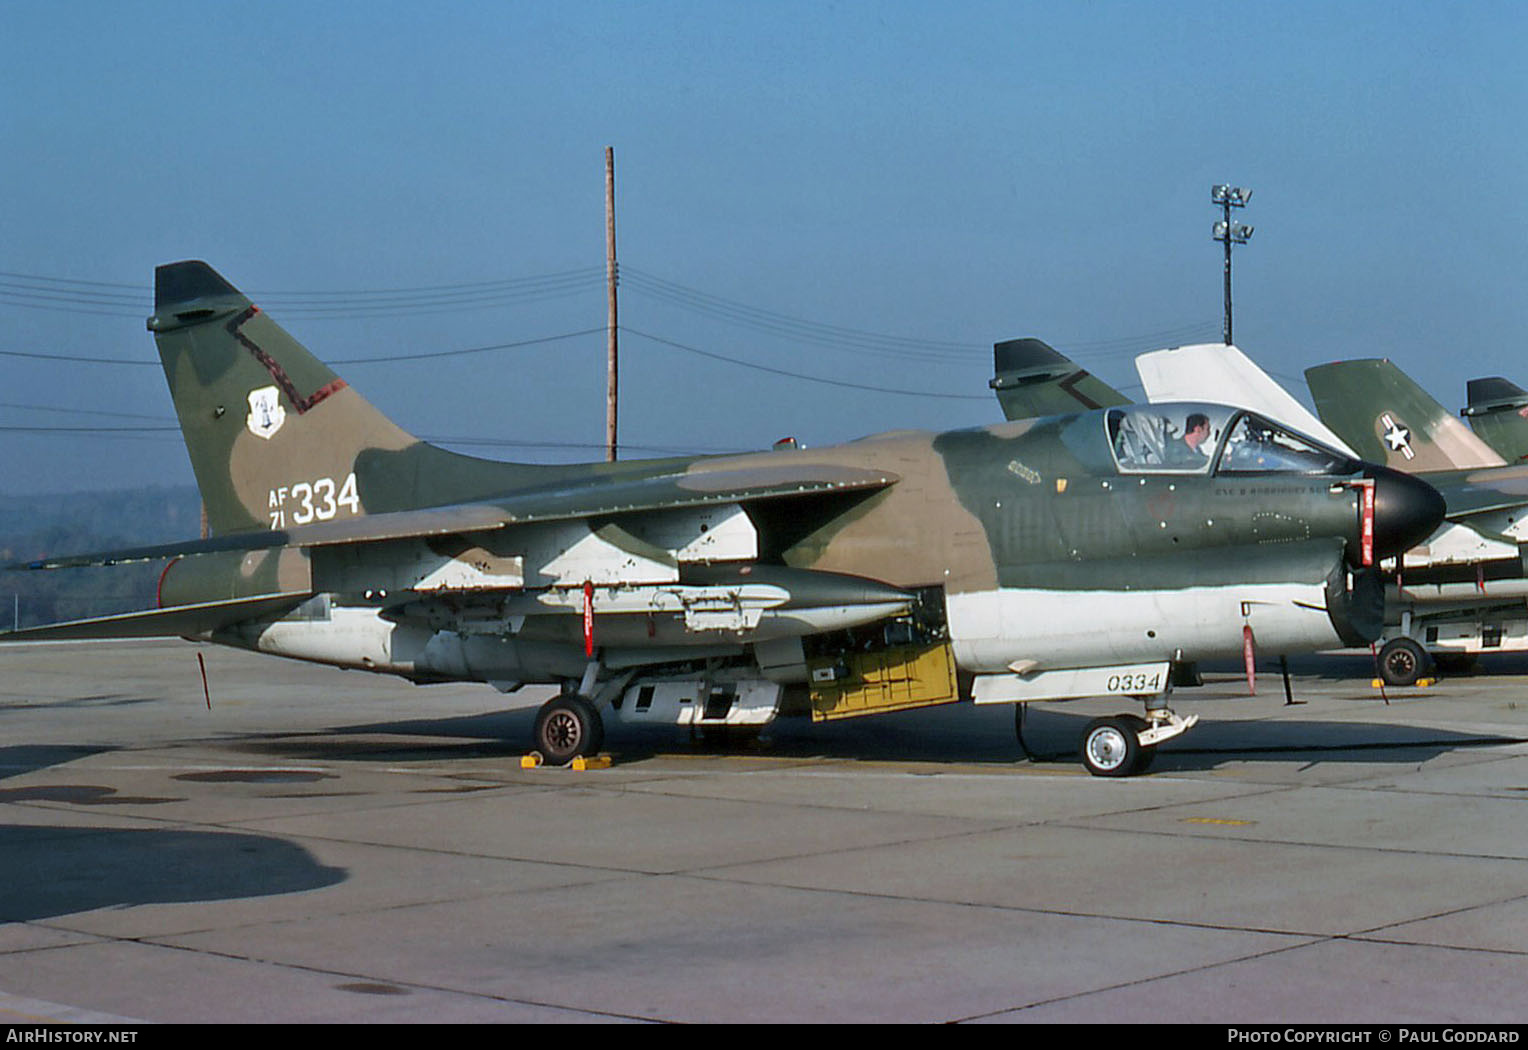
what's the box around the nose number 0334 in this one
[1106,671,1162,693]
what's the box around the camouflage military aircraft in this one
[3,263,1443,776]
[1461,376,1528,463]
[1302,360,1528,683]
[1134,348,1528,686]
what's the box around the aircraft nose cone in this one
[1368,465,1447,559]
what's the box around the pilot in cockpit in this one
[1170,412,1213,465]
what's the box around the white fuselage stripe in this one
[947,583,1339,672]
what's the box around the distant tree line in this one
[0,486,201,629]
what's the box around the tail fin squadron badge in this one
[246,385,286,440]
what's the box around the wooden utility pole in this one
[605,147,618,461]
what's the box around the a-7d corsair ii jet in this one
[4,262,1443,775]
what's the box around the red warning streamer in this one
[1243,624,1257,696]
[1360,479,1375,567]
[583,580,595,657]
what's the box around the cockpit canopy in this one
[1107,404,1357,476]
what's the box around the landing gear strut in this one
[533,694,605,765]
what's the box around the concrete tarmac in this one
[1,640,1526,1024]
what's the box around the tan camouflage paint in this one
[225,385,416,529]
[156,305,416,535]
[688,427,1017,595]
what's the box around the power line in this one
[0,424,178,433]
[621,326,988,400]
[0,266,608,298]
[252,267,606,300]
[0,328,605,368]
[0,297,146,320]
[0,266,609,317]
[0,270,608,324]
[0,321,993,440]
[0,348,155,366]
[1057,321,1225,356]
[1,317,1213,408]
[330,328,605,364]
[0,270,142,290]
[0,420,742,457]
[621,267,985,361]
[264,272,607,319]
[0,279,145,308]
[0,401,172,422]
[0,262,1219,364]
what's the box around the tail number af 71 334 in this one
[268,473,360,527]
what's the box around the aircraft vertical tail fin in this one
[988,338,1130,421]
[1305,359,1505,472]
[149,261,537,535]
[1462,376,1528,462]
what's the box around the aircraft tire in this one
[1378,638,1429,687]
[1120,715,1157,774]
[1080,716,1143,778]
[534,695,604,765]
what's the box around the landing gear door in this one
[971,662,1171,704]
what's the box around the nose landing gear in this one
[1079,708,1198,777]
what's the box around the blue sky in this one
[3,1,1525,492]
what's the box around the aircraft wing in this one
[988,338,1130,421]
[1,593,310,642]
[490,461,897,524]
[1424,465,1528,519]
[1306,360,1505,471]
[11,463,898,570]
[14,504,519,569]
[1134,343,1358,458]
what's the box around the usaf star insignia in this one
[1380,413,1414,460]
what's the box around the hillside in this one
[0,486,202,629]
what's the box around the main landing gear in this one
[533,694,605,765]
[532,660,626,766]
[1377,637,1431,688]
[1078,707,1198,777]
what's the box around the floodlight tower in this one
[1211,184,1253,345]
